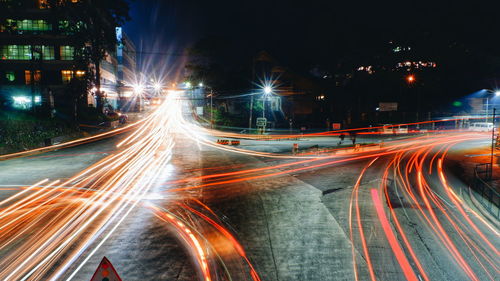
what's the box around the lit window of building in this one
[5,71,15,82]
[316,95,326,101]
[40,46,55,60]
[38,0,48,9]
[32,46,55,60]
[61,70,85,83]
[75,70,85,78]
[25,70,42,85]
[58,20,84,35]
[61,70,73,84]
[0,45,55,60]
[60,46,74,60]
[38,0,79,9]
[2,19,52,33]
[1,45,31,60]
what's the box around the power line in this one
[129,50,187,56]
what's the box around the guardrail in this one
[472,163,500,219]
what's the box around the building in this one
[0,0,121,113]
[115,27,140,112]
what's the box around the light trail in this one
[0,90,262,281]
[0,86,498,281]
[0,92,177,280]
[371,189,418,281]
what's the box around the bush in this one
[0,111,78,152]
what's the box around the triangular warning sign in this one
[89,256,122,281]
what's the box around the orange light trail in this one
[371,189,418,281]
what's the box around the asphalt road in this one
[0,99,498,281]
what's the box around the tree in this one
[186,36,252,92]
[46,0,131,112]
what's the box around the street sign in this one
[378,102,398,112]
[196,106,203,115]
[89,257,122,281]
[256,117,267,127]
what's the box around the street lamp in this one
[483,89,500,122]
[262,86,273,118]
[483,89,500,178]
[204,86,214,129]
[133,84,144,94]
[153,82,162,93]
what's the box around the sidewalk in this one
[447,143,500,222]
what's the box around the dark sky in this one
[124,1,500,72]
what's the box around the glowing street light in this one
[199,82,204,87]
[406,74,415,83]
[262,85,274,119]
[153,82,162,92]
[482,89,500,122]
[133,84,144,94]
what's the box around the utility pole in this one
[210,89,214,129]
[486,98,489,122]
[262,95,266,118]
[491,108,496,179]
[248,94,254,131]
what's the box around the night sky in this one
[124,1,500,73]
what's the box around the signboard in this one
[332,123,341,130]
[90,257,122,281]
[468,98,484,112]
[256,117,267,127]
[379,102,398,112]
[196,106,203,115]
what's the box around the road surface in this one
[0,91,497,281]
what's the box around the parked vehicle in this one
[469,122,494,132]
[379,124,408,134]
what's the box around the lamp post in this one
[406,74,419,123]
[263,86,272,118]
[208,89,214,129]
[483,89,500,179]
[491,108,496,179]
[483,89,500,122]
[249,94,254,131]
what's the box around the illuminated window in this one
[32,45,55,60]
[1,19,52,33]
[0,45,54,60]
[38,0,48,9]
[38,0,79,9]
[1,45,31,60]
[75,70,85,78]
[61,70,85,83]
[42,46,55,60]
[61,70,73,84]
[60,46,74,60]
[5,71,15,82]
[25,70,42,85]
[58,20,84,35]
